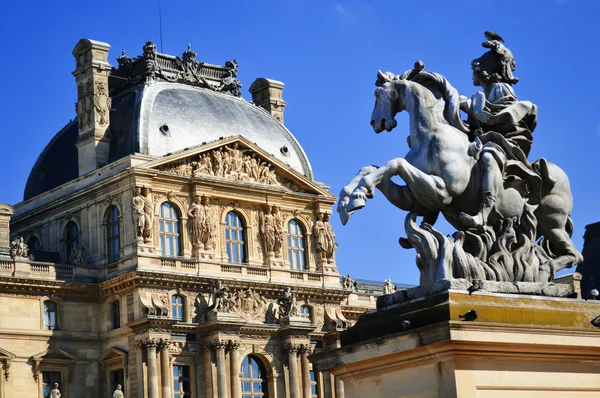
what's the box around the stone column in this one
[336,376,345,398]
[145,340,160,398]
[203,344,214,398]
[213,342,228,398]
[299,345,312,398]
[159,339,172,398]
[285,344,300,398]
[229,341,241,398]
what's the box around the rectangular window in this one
[112,301,121,329]
[110,369,125,396]
[173,365,191,398]
[310,370,318,397]
[42,371,62,398]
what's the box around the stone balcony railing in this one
[0,257,99,282]
[0,253,343,289]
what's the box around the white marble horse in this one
[338,71,582,276]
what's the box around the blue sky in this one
[1,0,598,285]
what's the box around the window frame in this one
[27,235,41,250]
[224,211,247,264]
[171,295,184,321]
[173,364,191,398]
[240,354,269,398]
[43,300,58,331]
[287,219,307,270]
[64,221,79,262]
[111,300,121,329]
[158,202,182,257]
[106,206,120,263]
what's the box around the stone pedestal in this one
[311,290,600,398]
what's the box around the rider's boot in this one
[460,191,495,228]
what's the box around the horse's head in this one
[371,70,402,133]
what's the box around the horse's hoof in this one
[339,210,350,225]
[346,197,366,213]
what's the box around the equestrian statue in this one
[338,32,583,294]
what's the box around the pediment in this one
[0,347,15,360]
[144,136,333,197]
[100,347,127,363]
[31,347,76,362]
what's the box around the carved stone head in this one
[201,195,209,206]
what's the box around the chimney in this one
[72,39,112,176]
[0,204,13,254]
[249,78,287,124]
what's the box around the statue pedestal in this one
[311,290,600,398]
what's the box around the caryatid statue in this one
[323,213,337,263]
[272,205,284,257]
[188,195,215,252]
[141,187,154,243]
[261,206,276,255]
[132,187,145,240]
[313,213,327,263]
[337,32,583,292]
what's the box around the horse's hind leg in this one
[350,157,451,212]
[537,216,583,280]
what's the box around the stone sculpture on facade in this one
[9,237,28,259]
[188,195,215,255]
[132,187,154,244]
[68,245,86,265]
[272,206,284,256]
[93,80,111,126]
[313,213,328,264]
[113,384,124,398]
[191,144,281,186]
[210,282,233,313]
[49,383,61,398]
[383,279,395,295]
[230,288,270,322]
[324,213,337,263]
[141,187,154,243]
[277,287,298,319]
[342,274,356,291]
[337,32,583,296]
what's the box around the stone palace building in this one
[0,39,389,398]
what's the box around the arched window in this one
[111,301,121,329]
[240,355,269,398]
[64,221,78,261]
[171,295,184,321]
[159,202,181,257]
[225,211,246,264]
[44,300,57,330]
[106,206,120,263]
[287,220,306,270]
[27,236,41,250]
[299,305,311,321]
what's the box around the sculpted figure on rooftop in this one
[337,32,582,294]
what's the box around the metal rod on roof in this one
[158,0,164,53]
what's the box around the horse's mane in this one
[404,71,470,134]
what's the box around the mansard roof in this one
[23,41,312,201]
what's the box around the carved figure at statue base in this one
[337,32,583,296]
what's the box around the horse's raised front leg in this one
[337,166,379,225]
[348,157,452,212]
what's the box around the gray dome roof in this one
[24,82,312,201]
